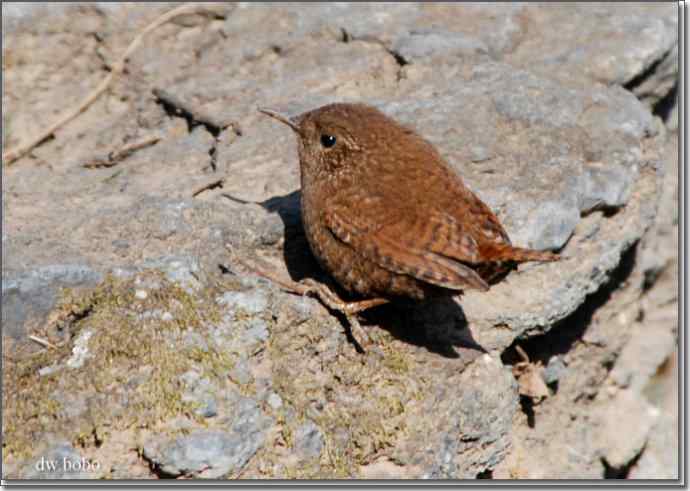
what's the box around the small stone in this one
[217,289,269,315]
[134,290,148,300]
[38,364,62,377]
[144,430,247,479]
[229,358,253,385]
[143,394,271,478]
[469,145,492,163]
[522,200,580,251]
[180,369,201,386]
[112,239,130,250]
[65,330,93,369]
[142,255,202,292]
[239,319,269,346]
[182,392,218,419]
[542,356,568,385]
[267,392,283,410]
[161,311,174,322]
[294,420,324,459]
[579,163,634,213]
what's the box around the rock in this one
[543,356,568,386]
[595,390,659,469]
[580,163,634,213]
[2,2,677,481]
[180,370,218,419]
[391,30,489,63]
[294,420,324,459]
[65,329,94,369]
[142,255,202,292]
[145,430,249,479]
[608,323,677,393]
[1,264,102,339]
[508,4,677,99]
[266,392,283,410]
[228,357,253,385]
[416,355,518,478]
[630,44,678,109]
[239,319,270,345]
[144,397,271,478]
[628,411,678,479]
[218,288,270,316]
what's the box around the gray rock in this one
[38,364,62,377]
[1,264,102,338]
[580,163,635,213]
[65,329,94,369]
[392,30,488,63]
[2,3,676,481]
[266,392,283,410]
[48,390,90,421]
[180,370,219,419]
[228,357,253,386]
[543,356,568,386]
[482,66,586,128]
[509,198,581,252]
[294,420,324,459]
[144,396,271,478]
[145,430,248,479]
[142,255,202,292]
[629,411,678,479]
[631,44,678,109]
[415,355,518,478]
[217,289,269,315]
[582,86,657,141]
[609,324,677,393]
[240,318,270,345]
[595,390,659,469]
[508,4,677,103]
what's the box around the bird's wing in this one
[324,195,489,292]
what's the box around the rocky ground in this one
[2,3,679,480]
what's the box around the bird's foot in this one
[226,244,388,351]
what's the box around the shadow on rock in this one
[255,190,487,359]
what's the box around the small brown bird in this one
[257,103,557,342]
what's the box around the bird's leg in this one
[297,279,391,350]
[227,245,389,349]
[297,279,389,315]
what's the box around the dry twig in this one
[82,133,161,168]
[191,177,226,197]
[3,3,209,166]
[28,335,58,350]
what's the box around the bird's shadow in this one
[255,190,486,359]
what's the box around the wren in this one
[256,103,557,344]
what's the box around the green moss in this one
[2,271,235,462]
[263,314,425,478]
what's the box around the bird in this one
[254,102,558,346]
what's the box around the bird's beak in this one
[258,107,302,135]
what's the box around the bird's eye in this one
[320,134,337,148]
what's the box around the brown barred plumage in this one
[260,103,558,303]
